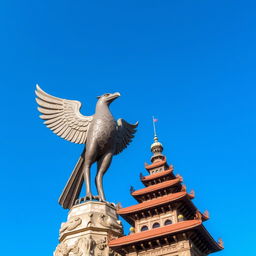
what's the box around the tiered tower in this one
[109,136,223,256]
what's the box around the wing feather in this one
[36,86,63,104]
[71,130,80,142]
[47,119,64,130]
[40,113,63,120]
[35,85,93,144]
[53,123,67,134]
[61,127,72,139]
[67,129,76,141]
[114,118,138,155]
[71,130,80,143]
[80,132,86,144]
[36,98,63,110]
[35,90,62,105]
[56,125,69,137]
[44,116,63,125]
[46,118,63,128]
[76,132,83,144]
[60,127,71,138]
[37,107,62,115]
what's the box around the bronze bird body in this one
[82,98,118,202]
[35,86,138,209]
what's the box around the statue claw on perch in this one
[35,85,138,209]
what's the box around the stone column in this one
[54,201,123,256]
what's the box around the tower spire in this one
[150,117,164,163]
[152,116,158,139]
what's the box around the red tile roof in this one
[132,178,182,196]
[141,167,174,182]
[109,220,201,247]
[118,192,193,215]
[144,158,167,170]
[109,220,223,252]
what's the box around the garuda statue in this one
[35,85,138,209]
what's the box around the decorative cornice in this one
[141,167,174,182]
[109,220,202,247]
[144,158,167,170]
[132,177,182,197]
[117,192,192,215]
[109,220,223,253]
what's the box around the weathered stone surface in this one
[54,201,123,256]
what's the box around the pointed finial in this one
[130,186,135,194]
[194,211,202,220]
[218,238,224,248]
[203,210,210,219]
[116,202,122,210]
[150,117,165,162]
[152,116,158,140]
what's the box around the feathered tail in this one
[58,149,85,209]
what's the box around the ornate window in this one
[140,225,148,232]
[152,222,160,228]
[164,219,172,225]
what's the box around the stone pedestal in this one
[54,201,123,256]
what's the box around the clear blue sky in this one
[0,1,255,255]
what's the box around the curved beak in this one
[107,92,121,103]
[113,92,121,98]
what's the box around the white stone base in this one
[54,201,123,256]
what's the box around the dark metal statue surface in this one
[35,85,138,209]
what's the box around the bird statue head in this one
[97,92,121,105]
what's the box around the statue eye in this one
[104,93,110,97]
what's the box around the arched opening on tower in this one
[152,222,160,229]
[140,225,149,232]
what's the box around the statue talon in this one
[93,195,100,201]
[98,196,105,202]
[85,193,93,201]
[36,85,138,209]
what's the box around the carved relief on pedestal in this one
[55,230,121,256]
[59,212,122,240]
[96,213,123,233]
[54,241,82,256]
[54,236,97,256]
[54,243,70,256]
[96,237,107,251]
[59,217,83,236]
[55,201,123,256]
[59,212,94,238]
[75,236,96,256]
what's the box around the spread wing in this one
[35,85,93,144]
[114,118,138,155]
